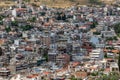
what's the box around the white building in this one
[89,49,104,60]
[101,29,116,38]
[72,53,84,61]
[12,9,17,17]
[14,40,19,46]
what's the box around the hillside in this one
[0,0,116,8]
[0,1,16,7]
[28,0,89,8]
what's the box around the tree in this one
[5,26,11,33]
[43,47,49,62]
[28,17,36,22]
[104,53,107,58]
[90,21,98,29]
[0,21,3,25]
[118,52,120,72]
[97,72,120,80]
[89,0,98,4]
[93,32,100,35]
[40,12,46,16]
[70,75,77,80]
[24,0,30,2]
[38,47,49,62]
[113,23,120,37]
[90,71,99,76]
[69,0,75,2]
[113,36,118,41]
[0,47,3,56]
[11,21,18,26]
[0,15,4,21]
[106,36,118,41]
[89,0,101,5]
[20,25,33,31]
[102,34,104,38]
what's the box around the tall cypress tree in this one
[0,47,3,56]
[118,52,120,72]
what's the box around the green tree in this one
[118,53,120,72]
[11,21,18,26]
[104,53,107,58]
[90,21,98,29]
[0,47,3,56]
[24,0,30,2]
[112,36,118,41]
[38,47,49,62]
[71,75,77,80]
[40,12,46,16]
[113,23,120,37]
[20,25,33,31]
[93,32,100,35]
[28,17,36,22]
[89,0,98,4]
[0,15,4,21]
[89,0,102,5]
[0,21,3,25]
[102,74,109,80]
[5,26,11,33]
[90,71,99,76]
[101,34,104,38]
[97,72,120,80]
[69,0,75,2]
[43,47,49,62]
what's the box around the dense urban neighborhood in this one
[0,0,120,80]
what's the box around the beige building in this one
[39,35,51,47]
[110,62,119,72]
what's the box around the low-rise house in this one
[74,71,88,79]
[110,62,119,72]
[0,68,10,77]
